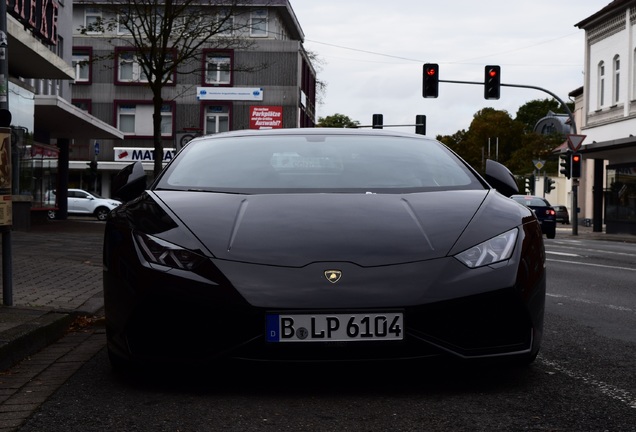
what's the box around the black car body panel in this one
[103,129,546,367]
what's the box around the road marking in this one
[539,356,636,409]
[546,251,580,257]
[547,258,636,272]
[546,293,635,314]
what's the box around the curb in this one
[0,311,74,372]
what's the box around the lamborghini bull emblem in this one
[324,270,342,284]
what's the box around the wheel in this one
[47,210,56,220]
[546,231,555,239]
[95,207,110,221]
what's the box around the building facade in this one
[575,0,636,235]
[6,0,123,228]
[70,0,316,198]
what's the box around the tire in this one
[546,231,556,239]
[47,210,56,220]
[95,207,110,221]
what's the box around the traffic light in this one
[559,151,572,179]
[372,113,383,129]
[525,174,535,195]
[415,115,426,135]
[571,152,582,178]
[484,65,501,100]
[423,63,439,98]
[544,177,556,194]
[87,160,98,172]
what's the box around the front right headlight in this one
[454,228,518,269]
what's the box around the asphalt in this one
[1,218,635,372]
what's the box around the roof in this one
[575,0,635,29]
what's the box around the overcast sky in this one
[291,0,605,136]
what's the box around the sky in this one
[290,0,606,136]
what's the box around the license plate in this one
[266,312,403,342]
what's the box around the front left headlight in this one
[134,232,206,270]
[454,228,518,269]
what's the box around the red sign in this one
[250,106,283,129]
[566,134,586,151]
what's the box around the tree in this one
[317,114,360,128]
[80,0,263,176]
[515,98,574,133]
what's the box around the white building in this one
[575,1,636,235]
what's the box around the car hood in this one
[150,190,514,267]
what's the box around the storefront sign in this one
[0,128,12,226]
[7,0,59,46]
[197,87,263,101]
[250,106,283,129]
[115,147,177,162]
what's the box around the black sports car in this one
[510,195,557,239]
[103,128,546,369]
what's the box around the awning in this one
[34,95,124,141]
[7,15,74,80]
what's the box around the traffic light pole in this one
[439,78,579,235]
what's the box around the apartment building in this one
[71,0,317,197]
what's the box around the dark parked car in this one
[103,128,546,370]
[553,205,570,224]
[510,195,557,239]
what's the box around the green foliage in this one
[317,113,360,128]
[438,100,570,177]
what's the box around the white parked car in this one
[46,189,122,221]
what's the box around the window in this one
[117,13,133,35]
[204,105,230,134]
[72,100,92,113]
[217,11,234,36]
[598,61,605,108]
[85,8,102,34]
[205,53,231,85]
[116,49,175,84]
[250,10,268,37]
[613,55,620,104]
[72,49,91,83]
[117,103,174,137]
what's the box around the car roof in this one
[188,127,435,144]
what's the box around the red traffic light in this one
[488,68,498,78]
[572,154,581,163]
[426,67,437,76]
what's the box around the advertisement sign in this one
[0,127,12,226]
[197,87,263,101]
[115,147,177,162]
[250,106,283,129]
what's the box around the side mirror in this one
[112,161,147,202]
[484,159,519,197]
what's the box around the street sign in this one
[94,141,100,155]
[533,159,545,171]
[566,134,586,151]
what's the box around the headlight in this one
[134,232,206,270]
[454,228,518,268]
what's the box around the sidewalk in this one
[1,218,635,372]
[0,218,104,371]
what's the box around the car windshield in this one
[155,134,483,193]
[512,196,550,207]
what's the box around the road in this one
[10,235,636,431]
